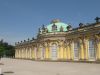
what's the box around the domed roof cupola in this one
[46,19,69,32]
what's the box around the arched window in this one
[88,39,95,59]
[51,44,58,60]
[74,42,79,59]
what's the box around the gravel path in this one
[0,58,100,75]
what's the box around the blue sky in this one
[0,0,100,45]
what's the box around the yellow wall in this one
[59,46,64,59]
[31,47,34,59]
[45,46,49,59]
[84,39,88,60]
[67,45,71,60]
[97,40,100,60]
[15,36,100,61]
[63,47,67,59]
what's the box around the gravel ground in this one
[0,58,100,75]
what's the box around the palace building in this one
[15,17,100,61]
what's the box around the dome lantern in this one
[51,19,61,24]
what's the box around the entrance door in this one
[51,44,57,60]
[74,42,79,60]
[88,39,95,60]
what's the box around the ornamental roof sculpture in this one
[38,19,69,34]
[15,17,100,46]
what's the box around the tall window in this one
[41,47,45,59]
[51,44,57,60]
[88,39,95,59]
[52,24,57,31]
[74,42,79,59]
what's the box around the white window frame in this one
[51,44,58,60]
[73,41,79,60]
[88,39,96,60]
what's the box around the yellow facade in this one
[15,18,100,62]
[63,47,67,59]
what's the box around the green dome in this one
[46,20,68,32]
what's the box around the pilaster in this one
[31,47,35,59]
[79,37,85,60]
[95,35,100,60]
[83,38,89,60]
[70,40,74,60]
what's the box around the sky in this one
[0,0,100,45]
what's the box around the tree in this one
[0,46,5,58]
[5,45,15,58]
[0,40,5,58]
[0,40,15,58]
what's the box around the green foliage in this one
[0,46,5,57]
[0,40,15,58]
